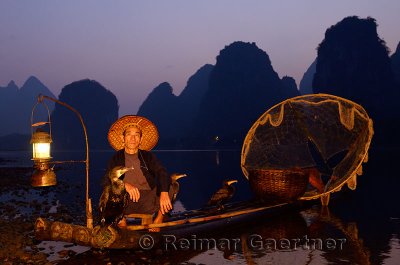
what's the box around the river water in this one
[1,148,399,264]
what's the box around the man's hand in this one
[125,182,140,202]
[159,192,172,215]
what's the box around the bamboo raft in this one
[34,200,295,249]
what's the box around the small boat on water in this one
[34,94,373,251]
[35,199,303,250]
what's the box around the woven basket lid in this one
[107,115,159,151]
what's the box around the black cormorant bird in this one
[207,180,238,209]
[170,173,187,203]
[99,166,133,226]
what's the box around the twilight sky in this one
[1,0,399,115]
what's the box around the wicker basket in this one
[248,168,309,202]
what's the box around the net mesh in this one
[241,94,373,201]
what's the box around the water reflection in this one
[58,205,380,264]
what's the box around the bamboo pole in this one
[126,204,286,231]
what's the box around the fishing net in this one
[241,94,373,203]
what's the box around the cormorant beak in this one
[113,167,134,181]
[118,167,133,176]
[174,173,187,181]
[227,180,238,185]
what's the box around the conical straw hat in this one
[108,115,159,151]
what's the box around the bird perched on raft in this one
[170,173,187,203]
[99,166,133,227]
[207,180,238,209]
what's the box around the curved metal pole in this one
[38,94,93,229]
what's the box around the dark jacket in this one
[103,149,171,192]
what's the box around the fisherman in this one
[103,115,174,231]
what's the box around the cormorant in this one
[207,180,238,209]
[170,173,187,203]
[99,166,133,226]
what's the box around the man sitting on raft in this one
[103,115,176,232]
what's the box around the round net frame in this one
[241,94,373,201]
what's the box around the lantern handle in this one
[31,94,52,138]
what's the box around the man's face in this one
[123,126,142,151]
